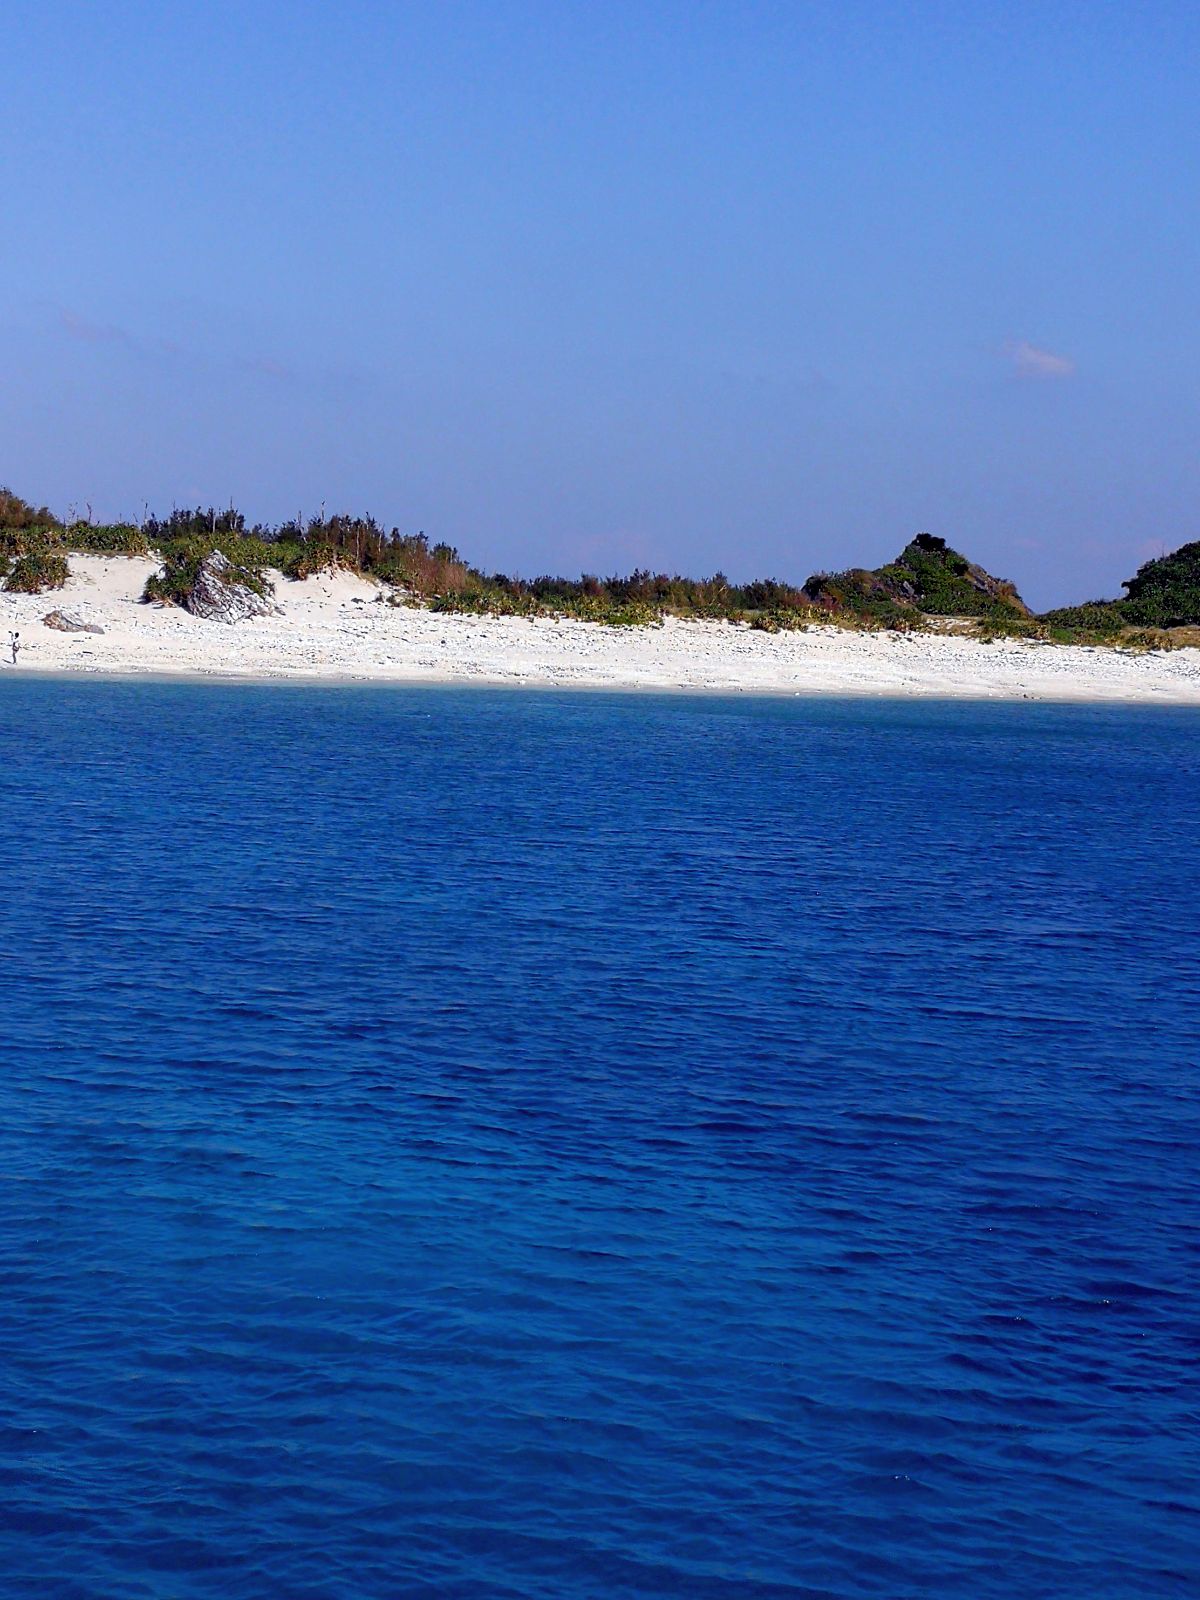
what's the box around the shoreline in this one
[3,554,1200,705]
[9,662,1200,710]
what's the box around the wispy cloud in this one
[60,308,137,347]
[58,307,184,359]
[1010,340,1075,379]
[57,306,300,385]
[235,353,296,381]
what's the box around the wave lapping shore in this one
[4,555,1200,701]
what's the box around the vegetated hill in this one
[1038,540,1200,634]
[1119,540,1200,627]
[805,533,1030,619]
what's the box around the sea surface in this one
[1,679,1198,1600]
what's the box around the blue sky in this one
[3,1,1197,605]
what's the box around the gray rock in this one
[187,550,277,624]
[43,609,105,634]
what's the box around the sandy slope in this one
[2,554,1199,703]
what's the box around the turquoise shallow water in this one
[1,680,1198,1599]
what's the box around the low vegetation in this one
[3,550,70,594]
[2,484,1199,645]
[1036,601,1128,638]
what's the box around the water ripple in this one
[0,683,1197,1598]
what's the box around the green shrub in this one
[1037,601,1127,638]
[65,521,150,556]
[867,601,925,632]
[0,525,63,558]
[5,551,70,593]
[1121,628,1179,653]
[751,607,813,633]
[975,615,1039,643]
[430,588,542,618]
[425,588,663,625]
[558,594,663,627]
[279,542,330,580]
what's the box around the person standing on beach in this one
[8,631,18,666]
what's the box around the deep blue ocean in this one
[1,680,1197,1599]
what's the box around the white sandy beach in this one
[3,553,1199,702]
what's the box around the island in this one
[2,487,1198,701]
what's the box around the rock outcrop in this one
[186,550,277,624]
[43,609,105,634]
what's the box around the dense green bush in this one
[558,594,663,627]
[65,521,150,556]
[278,542,329,580]
[1037,601,1128,637]
[428,588,663,625]
[0,508,148,559]
[5,551,70,593]
[975,615,1039,642]
[143,505,258,544]
[1119,540,1200,627]
[751,607,813,633]
[0,525,61,558]
[873,601,927,632]
[430,588,542,618]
